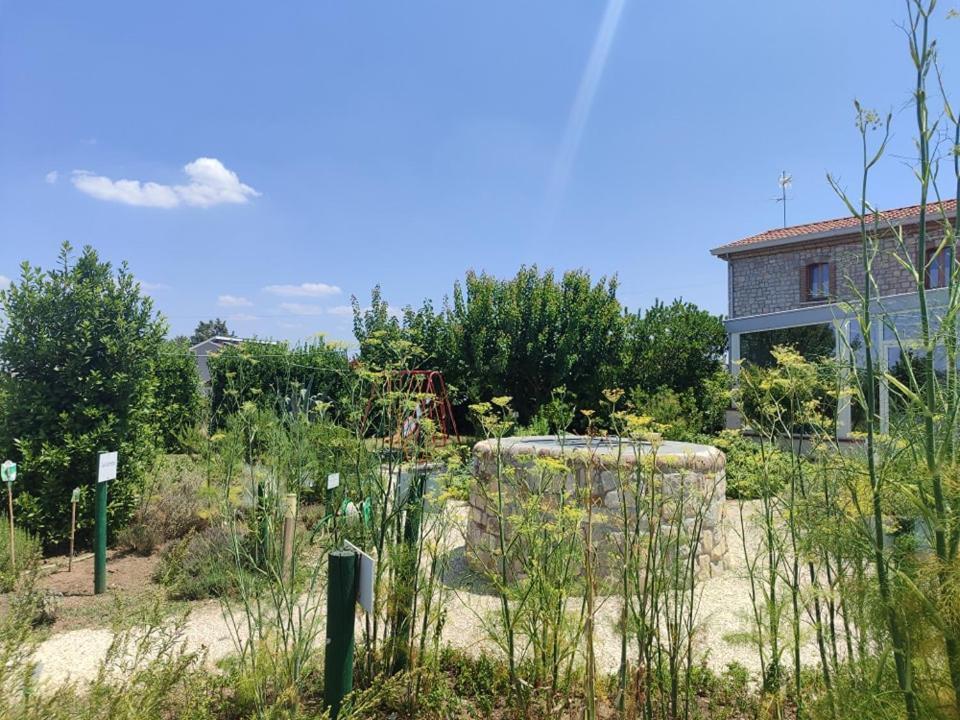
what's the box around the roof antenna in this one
[775,170,792,228]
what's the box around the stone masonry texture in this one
[728,221,949,318]
[466,436,728,582]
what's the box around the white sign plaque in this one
[1,460,16,483]
[343,540,375,614]
[326,472,340,490]
[97,451,118,483]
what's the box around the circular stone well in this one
[467,435,727,579]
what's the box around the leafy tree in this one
[621,299,727,398]
[154,338,204,451]
[355,266,624,425]
[190,318,232,345]
[0,243,167,546]
[351,286,408,368]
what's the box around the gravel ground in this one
[32,499,822,687]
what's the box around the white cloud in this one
[45,171,59,184]
[230,313,259,322]
[264,282,341,298]
[218,294,253,308]
[71,157,259,208]
[0,275,10,291]
[137,279,169,291]
[279,302,325,316]
[327,305,354,316]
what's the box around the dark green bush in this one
[153,339,204,453]
[0,244,167,547]
[208,339,350,426]
[353,272,728,435]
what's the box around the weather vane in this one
[775,170,792,228]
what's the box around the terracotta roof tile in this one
[713,199,957,254]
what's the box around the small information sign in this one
[327,472,340,490]
[97,451,118,483]
[343,540,375,614]
[1,461,16,483]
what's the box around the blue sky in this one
[1,1,958,345]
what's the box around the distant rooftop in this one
[712,199,957,257]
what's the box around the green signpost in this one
[324,549,357,719]
[94,451,117,595]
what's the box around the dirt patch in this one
[41,549,159,595]
[36,549,174,632]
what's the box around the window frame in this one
[804,261,832,302]
[924,244,952,290]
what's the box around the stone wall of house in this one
[729,222,947,318]
[466,436,728,581]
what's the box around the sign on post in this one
[94,451,117,594]
[343,540,376,614]
[69,487,80,572]
[326,472,340,490]
[2,460,16,568]
[98,451,118,483]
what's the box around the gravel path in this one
[32,500,822,687]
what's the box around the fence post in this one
[324,549,357,719]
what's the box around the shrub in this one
[153,339,204,453]
[118,458,214,556]
[630,386,704,441]
[208,339,350,426]
[710,430,789,499]
[155,525,241,600]
[0,243,167,547]
[0,519,42,593]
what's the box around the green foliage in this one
[117,456,214,556]
[0,243,167,547]
[207,339,350,424]
[354,272,727,434]
[710,430,789,499]
[629,386,704,441]
[189,318,231,345]
[360,267,699,428]
[0,519,42,593]
[621,298,727,396]
[153,339,204,452]
[155,525,240,600]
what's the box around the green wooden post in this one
[94,476,107,594]
[324,549,357,719]
[93,450,117,595]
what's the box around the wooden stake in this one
[69,498,77,572]
[282,492,298,585]
[6,482,14,570]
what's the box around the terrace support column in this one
[835,319,853,439]
[729,332,741,377]
[726,332,743,430]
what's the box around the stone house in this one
[711,200,956,436]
